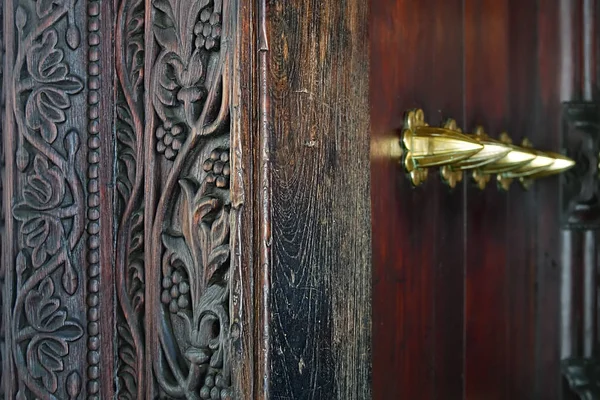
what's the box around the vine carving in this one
[148,0,233,398]
[115,0,146,397]
[9,0,85,398]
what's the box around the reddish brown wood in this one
[505,1,543,397]
[464,2,511,399]
[371,1,577,399]
[428,1,466,398]
[371,1,438,398]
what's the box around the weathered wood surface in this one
[264,1,371,399]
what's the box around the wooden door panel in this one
[370,1,464,398]
[464,1,511,399]
[372,0,572,398]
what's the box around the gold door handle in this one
[401,109,576,189]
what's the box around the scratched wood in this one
[265,1,371,398]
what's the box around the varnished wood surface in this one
[265,1,371,398]
[371,0,578,398]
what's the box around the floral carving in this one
[35,0,64,19]
[24,29,83,144]
[13,156,65,268]
[10,0,85,397]
[115,0,146,397]
[149,0,233,397]
[194,7,221,51]
[23,277,83,393]
[158,151,232,398]
[156,122,186,160]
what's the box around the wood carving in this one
[562,101,600,229]
[10,0,85,395]
[4,0,104,396]
[115,0,146,397]
[2,0,241,397]
[146,0,234,398]
[562,357,600,399]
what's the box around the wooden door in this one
[371,1,599,399]
[0,0,371,398]
[1,0,597,398]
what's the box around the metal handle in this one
[402,109,575,189]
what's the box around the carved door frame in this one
[0,0,264,398]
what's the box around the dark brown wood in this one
[536,2,566,398]
[2,0,115,395]
[265,1,371,398]
[0,0,371,398]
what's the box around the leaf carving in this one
[25,29,83,143]
[23,277,83,393]
[65,370,81,399]
[61,256,78,295]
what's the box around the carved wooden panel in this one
[562,102,600,229]
[1,0,247,398]
[143,0,235,397]
[3,0,108,396]
[1,0,373,398]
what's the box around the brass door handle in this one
[402,109,575,189]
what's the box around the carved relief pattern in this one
[85,0,102,397]
[9,0,86,398]
[562,102,600,229]
[148,0,233,398]
[115,0,146,397]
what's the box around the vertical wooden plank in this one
[537,1,570,397]
[231,0,257,398]
[370,1,435,398]
[0,0,7,393]
[505,1,538,398]
[464,1,510,399]
[371,0,465,398]
[143,0,239,397]
[430,2,466,399]
[113,0,146,397]
[266,0,371,398]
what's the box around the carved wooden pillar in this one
[560,1,600,398]
[0,0,371,398]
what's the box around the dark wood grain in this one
[232,0,257,398]
[266,1,371,398]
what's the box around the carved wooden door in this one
[371,1,600,400]
[0,0,371,398]
[2,0,595,398]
